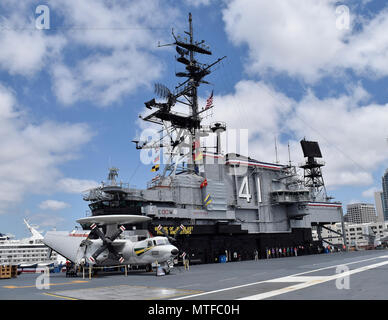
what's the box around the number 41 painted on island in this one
[238,176,262,203]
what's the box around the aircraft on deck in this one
[43,215,180,275]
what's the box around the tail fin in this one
[23,219,44,240]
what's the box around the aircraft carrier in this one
[1,13,387,309]
[77,13,347,265]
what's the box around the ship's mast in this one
[188,13,199,126]
[134,13,226,179]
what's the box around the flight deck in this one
[1,249,387,300]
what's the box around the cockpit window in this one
[156,238,168,245]
[147,240,153,247]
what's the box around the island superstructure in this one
[80,13,346,264]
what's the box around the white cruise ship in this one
[0,220,66,271]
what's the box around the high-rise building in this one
[345,203,377,224]
[374,191,385,222]
[382,169,388,221]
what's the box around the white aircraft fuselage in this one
[43,231,178,267]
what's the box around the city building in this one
[374,191,385,222]
[382,169,388,221]
[312,221,388,247]
[344,203,377,224]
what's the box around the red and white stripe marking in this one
[308,203,342,208]
[226,160,284,170]
[68,233,89,237]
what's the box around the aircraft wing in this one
[76,214,151,226]
[43,231,90,263]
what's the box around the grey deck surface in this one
[1,249,387,300]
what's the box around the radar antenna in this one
[107,167,119,186]
[299,139,327,201]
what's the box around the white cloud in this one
[52,50,163,107]
[204,80,388,189]
[27,213,65,229]
[222,0,388,82]
[0,30,61,76]
[0,0,181,107]
[185,0,212,7]
[50,64,79,105]
[57,178,99,194]
[0,5,65,76]
[39,200,70,211]
[48,0,180,106]
[204,80,293,137]
[222,0,345,82]
[201,80,294,164]
[344,8,388,78]
[0,85,94,213]
[287,86,388,187]
[347,199,361,205]
[362,186,380,198]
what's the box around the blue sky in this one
[1,0,388,238]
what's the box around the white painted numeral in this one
[239,176,252,202]
[257,177,262,203]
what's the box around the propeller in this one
[88,223,126,264]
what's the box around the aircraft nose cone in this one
[171,248,179,256]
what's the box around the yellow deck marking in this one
[42,292,79,300]
[3,280,89,289]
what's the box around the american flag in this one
[205,90,213,109]
[154,147,160,163]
